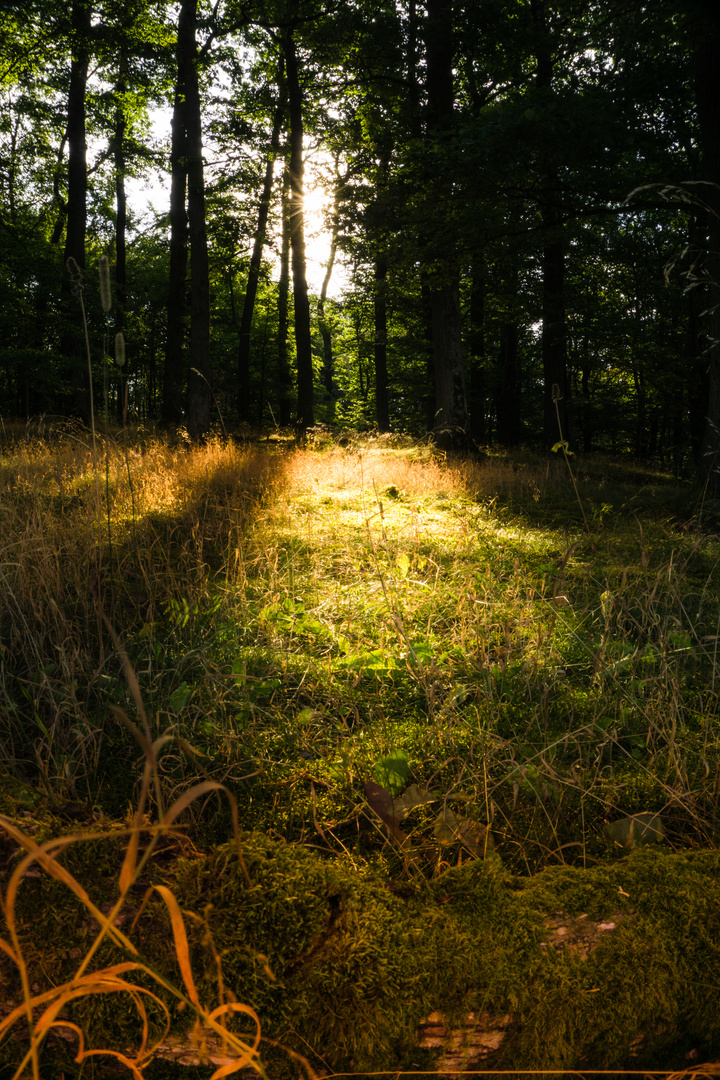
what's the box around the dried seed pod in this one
[114,332,126,368]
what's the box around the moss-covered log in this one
[3,829,720,1076]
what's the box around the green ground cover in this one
[1,429,718,872]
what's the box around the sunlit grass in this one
[0,427,719,875]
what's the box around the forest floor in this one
[1,423,719,871]
[2,423,720,1078]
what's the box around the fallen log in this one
[3,828,720,1077]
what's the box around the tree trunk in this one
[532,0,568,449]
[283,28,314,431]
[541,232,567,445]
[162,7,189,425]
[237,83,285,421]
[183,0,211,443]
[318,163,342,421]
[695,21,720,490]
[496,323,521,445]
[424,0,470,450]
[468,260,486,444]
[374,254,390,432]
[113,55,128,424]
[277,164,293,427]
[60,0,92,423]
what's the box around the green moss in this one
[5,830,720,1077]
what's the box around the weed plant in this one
[0,427,719,878]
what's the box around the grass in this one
[0,424,718,872]
[2,423,720,1076]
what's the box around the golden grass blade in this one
[0,935,19,965]
[3,969,167,1080]
[151,884,202,1010]
[204,1002,263,1079]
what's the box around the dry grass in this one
[0,428,718,864]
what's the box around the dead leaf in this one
[363,781,408,845]
[433,807,495,857]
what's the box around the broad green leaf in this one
[407,641,433,665]
[373,750,410,795]
[396,551,410,578]
[169,682,191,712]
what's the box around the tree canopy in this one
[0,0,716,476]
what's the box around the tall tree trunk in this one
[237,82,285,421]
[374,254,390,432]
[695,19,720,490]
[407,0,435,432]
[468,260,486,444]
[541,232,567,444]
[162,8,189,424]
[113,54,128,424]
[283,28,314,431]
[183,0,211,442]
[60,0,91,422]
[277,164,293,427]
[496,323,521,445]
[532,0,568,448]
[318,162,342,420]
[424,0,469,449]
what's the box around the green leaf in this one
[407,641,433,665]
[373,750,410,795]
[396,551,410,578]
[169,682,191,712]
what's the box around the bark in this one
[283,29,314,431]
[162,8,190,424]
[374,254,390,431]
[495,248,521,446]
[424,0,470,449]
[532,0,568,448]
[695,24,720,489]
[60,0,92,422]
[468,260,486,444]
[237,84,285,421]
[580,340,593,453]
[541,231,567,444]
[183,0,211,443]
[113,56,128,424]
[317,165,341,420]
[496,323,521,445]
[276,165,293,427]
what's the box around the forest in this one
[1,0,719,468]
[4,3,720,1079]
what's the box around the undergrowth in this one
[0,426,719,875]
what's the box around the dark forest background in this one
[2,0,720,476]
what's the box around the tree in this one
[423,0,470,450]
[237,70,285,421]
[282,18,314,430]
[60,0,93,421]
[693,0,720,490]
